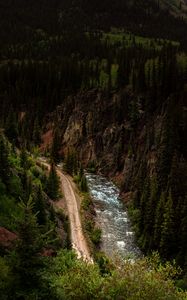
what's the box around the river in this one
[86,173,141,259]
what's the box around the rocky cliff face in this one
[42,88,187,264]
[42,90,132,176]
[42,89,186,194]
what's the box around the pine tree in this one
[12,198,44,295]
[79,164,84,178]
[143,176,159,251]
[5,110,18,145]
[154,191,166,247]
[21,167,33,202]
[157,114,174,191]
[47,163,60,200]
[33,185,46,226]
[32,117,41,145]
[50,127,61,164]
[80,175,88,192]
[139,178,150,234]
[177,196,187,268]
[20,148,29,170]
[64,150,77,175]
[160,190,176,259]
[0,133,10,185]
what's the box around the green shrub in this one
[91,228,102,246]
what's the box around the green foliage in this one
[64,150,78,176]
[0,133,11,185]
[43,251,187,300]
[33,184,47,226]
[91,228,102,246]
[0,178,6,194]
[81,191,101,250]
[8,174,23,198]
[94,251,112,276]
[160,190,176,258]
[10,198,45,294]
[0,194,22,231]
[46,250,103,299]
[0,257,12,299]
[81,196,92,210]
[0,0,186,294]
[46,163,60,200]
[5,110,18,145]
[87,160,97,173]
[73,164,88,192]
[32,118,41,145]
[79,175,88,192]
[55,208,71,249]
[84,218,102,247]
[20,148,29,170]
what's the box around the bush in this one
[91,228,102,246]
[81,196,92,210]
[87,160,97,173]
[45,251,187,300]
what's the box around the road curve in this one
[39,159,93,263]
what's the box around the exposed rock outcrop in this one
[0,227,17,249]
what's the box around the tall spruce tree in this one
[154,191,166,247]
[64,150,77,175]
[20,148,29,170]
[11,198,44,296]
[32,118,41,145]
[160,190,176,259]
[0,133,10,185]
[33,184,46,226]
[5,110,18,145]
[50,128,61,164]
[47,162,60,200]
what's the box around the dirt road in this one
[39,159,93,263]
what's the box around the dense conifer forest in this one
[0,0,187,298]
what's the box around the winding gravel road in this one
[39,159,93,263]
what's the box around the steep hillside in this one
[40,68,187,271]
[0,0,187,46]
[0,0,187,294]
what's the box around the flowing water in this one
[86,173,141,259]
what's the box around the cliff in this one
[41,88,187,267]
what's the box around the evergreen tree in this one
[0,133,10,185]
[33,184,46,226]
[20,148,29,170]
[79,164,84,178]
[80,175,88,192]
[21,170,32,202]
[5,110,18,145]
[160,190,176,259]
[177,196,187,268]
[50,127,61,164]
[154,191,166,247]
[157,113,174,191]
[143,176,159,251]
[11,198,44,296]
[32,117,41,145]
[64,150,77,175]
[139,178,150,235]
[47,163,60,200]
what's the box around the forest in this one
[0,0,187,298]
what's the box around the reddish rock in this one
[0,227,17,248]
[41,248,56,257]
[120,191,134,204]
[40,129,53,152]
